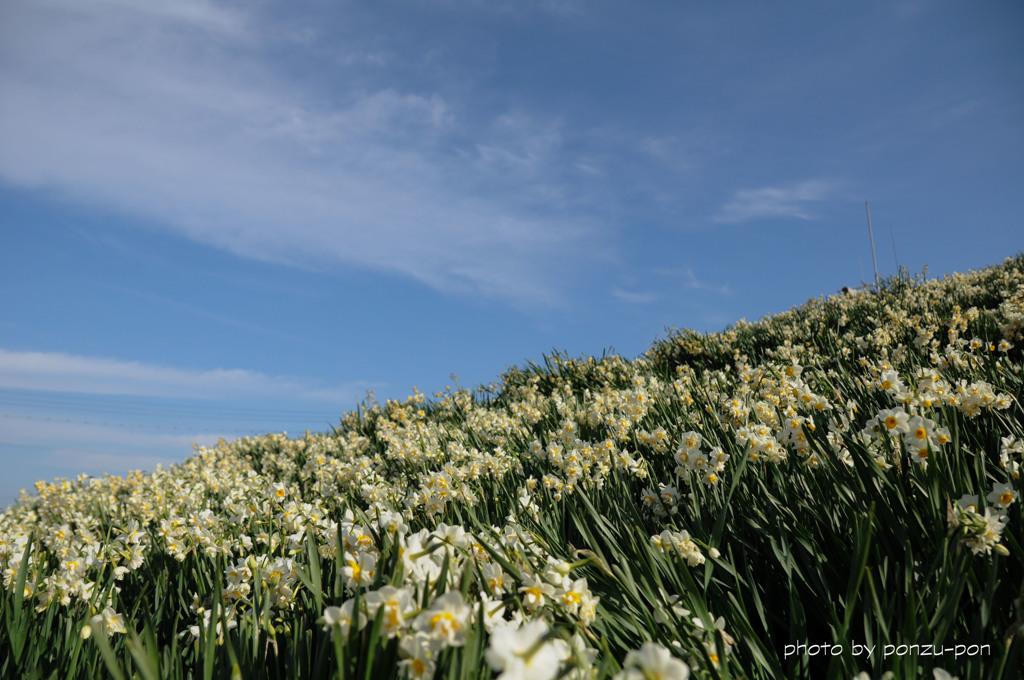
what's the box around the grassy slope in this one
[2,256,1024,680]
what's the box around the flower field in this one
[3,257,1024,680]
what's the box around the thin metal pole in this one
[866,201,880,290]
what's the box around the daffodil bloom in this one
[518,573,556,612]
[987,482,1018,509]
[876,408,910,434]
[365,585,415,638]
[86,606,125,637]
[956,495,980,513]
[485,620,570,680]
[614,641,690,680]
[398,632,437,679]
[342,551,377,589]
[413,591,471,647]
[321,600,366,638]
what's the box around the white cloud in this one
[645,267,731,296]
[423,0,584,17]
[637,135,702,172]
[43,0,250,37]
[0,0,598,308]
[0,349,378,403]
[611,267,730,306]
[714,180,836,224]
[677,267,731,296]
[474,114,562,171]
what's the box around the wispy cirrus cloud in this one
[714,180,837,224]
[0,349,379,403]
[611,267,730,306]
[673,267,731,296]
[0,0,603,308]
[424,0,586,17]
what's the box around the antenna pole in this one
[866,201,880,290]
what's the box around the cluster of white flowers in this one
[858,406,951,468]
[949,480,1019,556]
[614,641,690,680]
[312,515,608,675]
[1,257,1022,677]
[650,529,714,567]
[672,431,729,487]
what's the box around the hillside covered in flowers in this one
[3,257,1023,679]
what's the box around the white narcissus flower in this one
[342,551,377,589]
[481,562,513,598]
[364,585,416,638]
[413,591,472,647]
[558,577,598,623]
[478,592,515,633]
[87,606,125,637]
[987,481,1018,509]
[485,619,570,680]
[321,600,366,638]
[518,573,556,612]
[877,407,911,434]
[614,641,689,680]
[398,632,437,680]
[321,605,345,631]
[879,369,904,392]
[957,494,980,513]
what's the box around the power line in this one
[0,412,278,434]
[0,387,343,416]
[0,399,332,423]
[0,389,344,422]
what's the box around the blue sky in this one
[1,0,1022,507]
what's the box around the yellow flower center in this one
[430,612,456,631]
[884,416,899,429]
[385,607,400,628]
[914,428,928,440]
[1001,492,1014,505]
